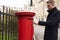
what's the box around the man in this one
[34,0,60,40]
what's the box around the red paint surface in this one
[15,12,35,40]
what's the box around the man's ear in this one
[51,3,54,6]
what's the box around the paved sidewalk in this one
[34,25,60,40]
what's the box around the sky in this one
[0,0,30,8]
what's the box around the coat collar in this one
[47,7,58,14]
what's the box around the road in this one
[34,25,60,40]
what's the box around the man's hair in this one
[46,0,55,5]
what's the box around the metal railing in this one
[0,6,18,40]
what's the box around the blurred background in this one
[0,0,60,40]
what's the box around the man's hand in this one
[34,22,38,25]
[34,18,39,25]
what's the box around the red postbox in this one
[15,12,35,40]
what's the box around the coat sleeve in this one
[38,13,60,26]
[38,21,47,26]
